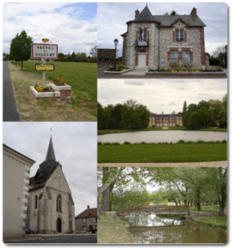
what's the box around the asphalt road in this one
[4,235,97,244]
[3,61,20,121]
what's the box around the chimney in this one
[190,7,197,17]
[87,205,90,209]
[225,44,228,52]
[135,10,139,18]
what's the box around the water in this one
[98,131,227,144]
[123,214,227,244]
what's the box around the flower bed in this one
[30,83,71,103]
[104,64,131,74]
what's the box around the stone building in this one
[121,5,206,69]
[148,113,183,127]
[3,144,35,239]
[27,137,75,233]
[75,206,97,232]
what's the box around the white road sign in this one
[31,43,58,59]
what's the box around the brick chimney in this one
[87,205,90,209]
[225,44,228,52]
[190,7,197,17]
[135,10,139,18]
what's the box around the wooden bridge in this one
[117,205,189,216]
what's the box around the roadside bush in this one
[209,57,220,65]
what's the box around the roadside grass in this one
[98,141,227,163]
[98,127,227,135]
[98,215,134,244]
[8,62,96,121]
[193,216,227,228]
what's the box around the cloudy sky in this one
[3,122,97,216]
[98,2,228,57]
[2,2,97,55]
[98,79,227,114]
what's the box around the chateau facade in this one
[121,5,206,69]
[148,113,183,127]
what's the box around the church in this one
[27,137,75,233]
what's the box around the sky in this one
[98,78,227,114]
[2,122,97,216]
[2,2,97,55]
[98,2,228,57]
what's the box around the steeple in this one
[134,5,154,22]
[45,136,56,161]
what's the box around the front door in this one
[138,54,146,68]
[56,218,61,232]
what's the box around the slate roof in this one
[127,5,206,27]
[150,113,182,118]
[75,207,97,219]
[45,136,56,161]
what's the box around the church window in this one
[34,195,38,209]
[56,194,62,212]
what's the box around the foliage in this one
[182,94,227,129]
[9,30,33,70]
[98,99,150,130]
[209,57,220,65]
[90,46,97,58]
[34,84,52,92]
[211,44,226,58]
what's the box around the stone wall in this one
[189,211,219,219]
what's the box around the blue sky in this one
[2,2,97,55]
[98,2,228,57]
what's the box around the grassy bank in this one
[98,127,227,135]
[9,61,97,121]
[98,141,227,163]
[192,216,227,228]
[98,215,134,244]
[189,205,223,213]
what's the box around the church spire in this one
[45,136,56,161]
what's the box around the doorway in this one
[56,218,62,232]
[138,54,147,68]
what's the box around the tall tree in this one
[90,45,97,58]
[9,30,33,70]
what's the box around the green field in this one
[19,61,97,116]
[98,141,227,163]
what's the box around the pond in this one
[123,214,227,244]
[98,131,227,144]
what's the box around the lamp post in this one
[114,38,118,71]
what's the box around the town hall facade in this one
[27,137,75,233]
[121,5,206,69]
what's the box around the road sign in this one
[42,38,49,42]
[35,64,55,71]
[31,43,58,59]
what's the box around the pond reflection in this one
[123,214,227,244]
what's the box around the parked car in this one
[91,229,97,234]
[25,228,34,234]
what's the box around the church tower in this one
[27,137,75,233]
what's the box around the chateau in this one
[27,137,75,233]
[148,113,183,127]
[121,5,206,69]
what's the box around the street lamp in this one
[114,38,118,71]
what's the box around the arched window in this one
[34,195,38,209]
[56,194,62,212]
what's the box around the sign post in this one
[31,39,58,86]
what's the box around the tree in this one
[170,10,178,15]
[182,101,187,118]
[212,44,226,58]
[9,30,33,70]
[90,46,97,58]
[58,53,65,61]
[76,52,87,62]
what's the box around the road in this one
[4,234,97,244]
[3,61,20,121]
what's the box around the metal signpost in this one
[31,39,58,85]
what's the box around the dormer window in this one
[175,30,184,42]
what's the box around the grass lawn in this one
[8,61,97,121]
[193,216,227,228]
[189,205,223,213]
[98,127,227,135]
[98,141,227,163]
[98,215,134,244]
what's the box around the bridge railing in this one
[116,204,189,213]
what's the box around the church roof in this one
[45,136,56,161]
[75,207,97,219]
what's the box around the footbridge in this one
[117,205,189,216]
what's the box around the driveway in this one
[3,61,20,121]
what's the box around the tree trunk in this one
[99,188,109,215]
[196,187,201,211]
[219,185,227,216]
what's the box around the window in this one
[34,195,38,209]
[170,51,179,63]
[83,218,86,224]
[56,194,62,212]
[175,30,184,41]
[138,29,147,46]
[182,50,191,63]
